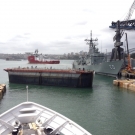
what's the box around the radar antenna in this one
[84,30,98,53]
[34,49,39,57]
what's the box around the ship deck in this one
[4,67,93,74]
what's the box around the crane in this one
[109,0,135,71]
[110,19,135,30]
[112,0,135,37]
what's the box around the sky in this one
[0,0,135,54]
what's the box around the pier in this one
[113,79,135,91]
[121,71,135,79]
[0,84,6,99]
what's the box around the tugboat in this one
[28,49,60,64]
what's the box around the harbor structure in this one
[113,79,135,91]
[4,67,94,88]
[0,84,6,99]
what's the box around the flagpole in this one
[26,85,28,102]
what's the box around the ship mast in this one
[84,30,98,53]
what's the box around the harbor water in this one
[0,59,135,135]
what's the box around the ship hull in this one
[28,61,60,64]
[73,60,124,77]
[5,69,93,88]
[28,56,60,64]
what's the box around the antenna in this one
[84,30,98,53]
[101,41,102,53]
[26,85,28,102]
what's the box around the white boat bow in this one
[0,101,92,135]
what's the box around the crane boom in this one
[110,0,135,71]
[110,0,135,40]
[120,0,135,37]
[125,0,135,21]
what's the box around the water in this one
[0,59,135,135]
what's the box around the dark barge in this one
[4,67,94,88]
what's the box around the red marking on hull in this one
[28,56,60,64]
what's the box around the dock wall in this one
[113,79,135,91]
[0,84,6,99]
[8,71,93,88]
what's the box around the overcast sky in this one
[0,0,135,54]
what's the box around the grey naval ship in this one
[73,30,130,77]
